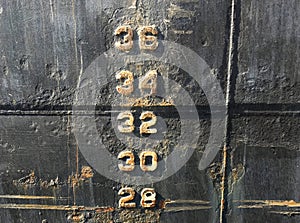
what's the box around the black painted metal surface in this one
[0,0,299,222]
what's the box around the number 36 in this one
[114,25,158,51]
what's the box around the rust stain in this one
[76,144,79,179]
[122,97,174,107]
[166,199,210,205]
[40,177,60,188]
[158,199,169,209]
[219,145,228,222]
[14,172,61,189]
[0,204,115,212]
[231,163,245,183]
[163,199,212,212]
[67,207,113,222]
[69,128,93,207]
[67,211,85,223]
[95,207,114,213]
[0,195,68,200]
[80,166,94,179]
[164,206,212,212]
[14,171,36,185]
[116,209,161,223]
[71,142,93,206]
[236,200,300,209]
[264,200,300,207]
[207,162,222,187]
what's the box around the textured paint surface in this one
[0,0,299,222]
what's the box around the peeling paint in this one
[172,30,193,35]
[231,163,245,183]
[116,209,161,223]
[13,171,62,189]
[80,166,94,179]
[122,97,174,107]
[167,3,195,19]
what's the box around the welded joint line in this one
[220,0,240,222]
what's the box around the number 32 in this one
[117,111,157,135]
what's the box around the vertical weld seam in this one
[220,0,237,222]
[67,114,71,205]
[225,0,236,114]
[71,0,79,207]
[71,0,79,72]
[76,144,79,177]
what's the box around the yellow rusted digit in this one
[115,25,134,51]
[138,26,159,51]
[140,151,158,172]
[117,111,135,133]
[118,151,158,172]
[139,70,157,96]
[118,151,135,171]
[140,188,156,208]
[139,111,157,135]
[117,111,157,135]
[116,70,134,96]
[118,187,136,208]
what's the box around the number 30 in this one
[118,150,158,172]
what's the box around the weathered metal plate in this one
[229,116,300,222]
[1,0,299,222]
[0,0,230,222]
[235,0,300,104]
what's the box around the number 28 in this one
[118,187,156,208]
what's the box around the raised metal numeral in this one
[139,70,157,96]
[140,111,157,135]
[115,25,134,51]
[116,70,134,96]
[140,188,156,208]
[139,151,158,172]
[138,26,159,51]
[118,151,158,172]
[118,150,135,171]
[117,111,135,133]
[118,187,136,208]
